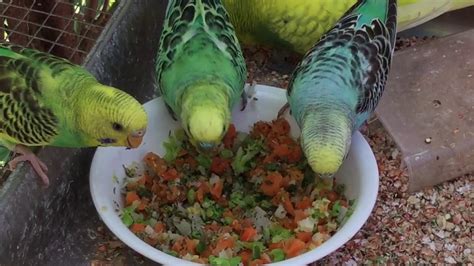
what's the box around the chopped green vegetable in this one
[270,248,285,262]
[121,212,134,227]
[265,163,280,171]
[187,188,196,204]
[270,226,293,243]
[163,133,182,163]
[137,186,152,198]
[196,154,212,169]
[251,242,263,259]
[331,201,341,217]
[196,240,206,254]
[209,256,242,266]
[220,149,234,159]
[231,139,263,175]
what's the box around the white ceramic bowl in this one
[90,84,379,266]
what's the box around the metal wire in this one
[0,0,113,64]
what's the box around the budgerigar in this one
[155,0,247,150]
[223,0,473,54]
[281,0,397,177]
[0,44,148,185]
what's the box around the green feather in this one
[0,43,147,150]
[155,0,247,147]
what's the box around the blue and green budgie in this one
[281,0,398,177]
[0,44,148,185]
[155,0,247,150]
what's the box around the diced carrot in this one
[273,144,290,158]
[210,157,231,176]
[185,238,198,254]
[223,124,237,148]
[271,118,290,135]
[144,237,158,246]
[260,172,283,196]
[130,223,146,233]
[171,237,184,253]
[196,182,209,203]
[210,178,224,200]
[137,199,148,211]
[268,242,283,250]
[249,259,265,266]
[239,250,252,265]
[287,146,302,163]
[283,239,306,258]
[214,237,235,253]
[125,191,140,206]
[161,168,180,181]
[280,217,297,230]
[296,231,313,243]
[282,194,295,216]
[240,227,257,242]
[294,209,308,222]
[295,196,312,210]
[144,152,167,175]
[154,222,166,233]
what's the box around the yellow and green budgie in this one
[0,44,148,185]
[155,0,247,150]
[223,0,474,54]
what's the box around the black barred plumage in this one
[0,43,87,146]
[155,0,246,101]
[288,0,397,118]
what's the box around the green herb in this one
[187,188,196,204]
[163,132,182,163]
[196,241,206,254]
[231,139,263,175]
[331,201,341,217]
[209,256,241,266]
[270,226,293,243]
[196,154,212,169]
[270,248,285,262]
[220,149,234,159]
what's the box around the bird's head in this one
[183,105,230,151]
[300,110,353,177]
[78,85,148,149]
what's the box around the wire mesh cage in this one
[0,0,119,183]
[0,0,118,64]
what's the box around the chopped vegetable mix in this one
[120,118,353,265]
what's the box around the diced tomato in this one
[161,168,180,181]
[125,191,140,206]
[240,227,257,242]
[196,182,209,203]
[294,209,308,222]
[287,146,303,163]
[261,172,283,196]
[210,157,231,176]
[295,196,312,210]
[214,236,235,253]
[210,178,224,200]
[283,239,306,258]
[296,231,313,243]
[273,144,291,158]
[185,238,198,254]
[130,223,146,233]
[144,152,167,175]
[154,222,166,233]
[271,118,290,135]
[239,250,252,265]
[223,124,237,148]
[137,198,149,211]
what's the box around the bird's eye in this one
[112,122,123,131]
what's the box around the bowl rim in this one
[89,84,379,266]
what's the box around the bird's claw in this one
[241,80,257,111]
[8,145,50,186]
[277,103,290,118]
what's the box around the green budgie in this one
[223,0,473,54]
[0,44,148,185]
[155,0,247,150]
[280,0,397,177]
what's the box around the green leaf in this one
[270,248,285,262]
[270,226,293,243]
[187,188,196,204]
[196,154,212,169]
[231,139,263,175]
[209,256,242,266]
[331,201,341,217]
[220,149,234,159]
[196,240,206,254]
[163,132,182,163]
[121,212,133,227]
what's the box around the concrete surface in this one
[377,29,474,192]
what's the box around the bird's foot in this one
[277,103,290,118]
[241,80,258,111]
[8,145,49,186]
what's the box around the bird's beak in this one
[127,129,146,148]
